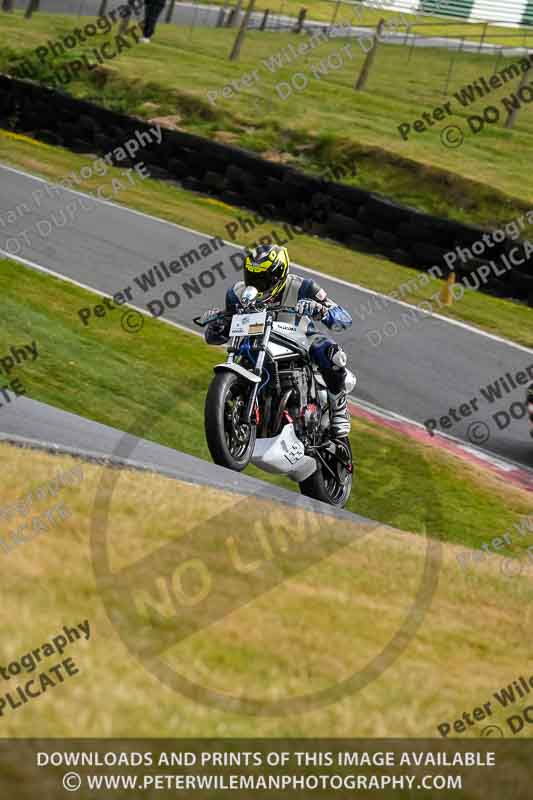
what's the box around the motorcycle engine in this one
[301,402,321,436]
[278,366,322,443]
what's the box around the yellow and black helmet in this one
[243,245,289,301]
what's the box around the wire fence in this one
[4,0,301,31]
[3,0,533,110]
[4,0,533,42]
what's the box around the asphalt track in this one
[0,163,532,472]
[0,395,369,522]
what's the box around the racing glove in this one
[199,307,223,325]
[202,308,229,345]
[295,299,328,320]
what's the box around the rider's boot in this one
[328,390,351,438]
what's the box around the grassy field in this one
[2,11,533,228]
[1,129,533,349]
[0,442,532,746]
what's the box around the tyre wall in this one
[1,75,532,305]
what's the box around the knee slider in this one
[329,344,347,368]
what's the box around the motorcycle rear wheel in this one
[299,439,353,507]
[205,371,257,471]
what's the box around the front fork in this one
[243,317,273,422]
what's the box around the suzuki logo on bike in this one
[284,441,305,464]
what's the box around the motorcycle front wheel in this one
[299,439,353,508]
[205,371,257,471]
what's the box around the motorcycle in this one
[193,286,356,507]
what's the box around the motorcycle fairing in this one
[251,424,317,482]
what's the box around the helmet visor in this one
[244,268,274,294]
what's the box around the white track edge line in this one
[349,394,533,476]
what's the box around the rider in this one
[202,244,354,438]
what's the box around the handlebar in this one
[193,305,299,328]
[193,312,232,328]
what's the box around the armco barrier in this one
[1,74,532,306]
[387,0,533,27]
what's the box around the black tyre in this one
[299,439,353,507]
[205,371,256,471]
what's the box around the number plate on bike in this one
[229,311,267,337]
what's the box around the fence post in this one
[165,0,176,23]
[227,0,243,27]
[98,0,107,16]
[259,7,269,29]
[187,0,201,38]
[118,9,129,32]
[293,7,306,33]
[443,35,464,95]
[478,20,488,53]
[493,45,503,75]
[118,0,137,33]
[505,67,533,129]
[229,0,256,60]
[24,0,39,18]
[355,18,385,91]
[407,24,417,64]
